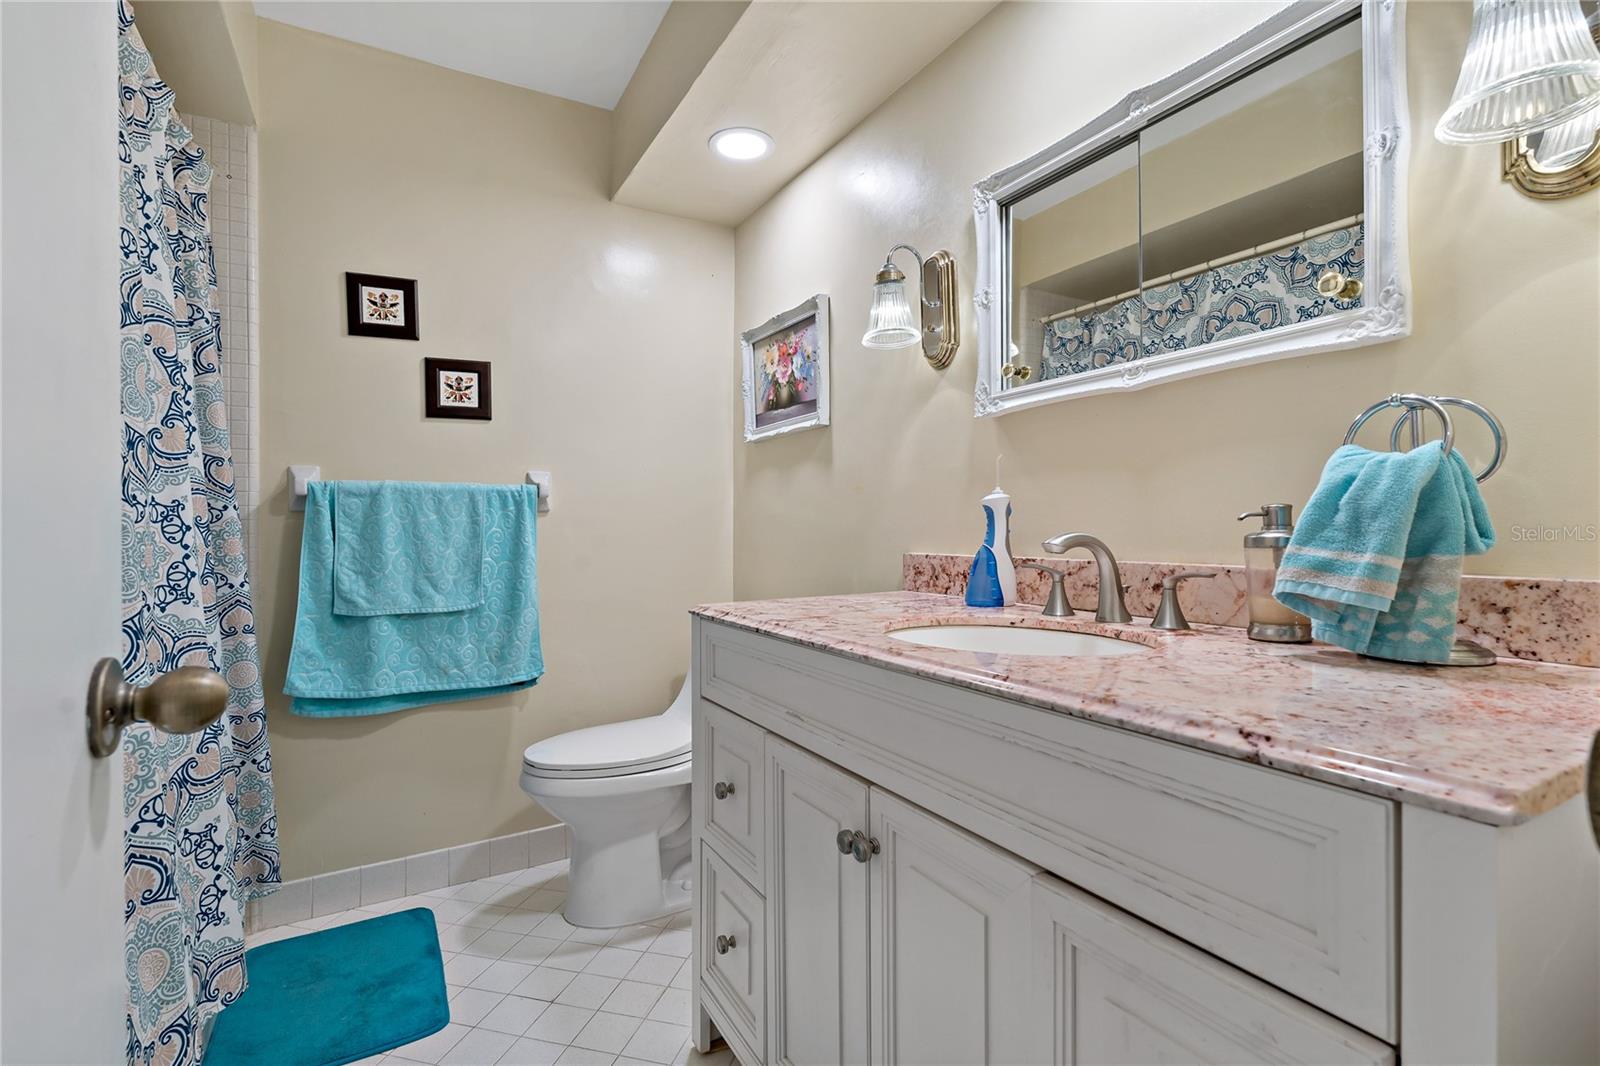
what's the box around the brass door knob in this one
[1315,269,1363,301]
[86,657,229,758]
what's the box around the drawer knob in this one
[715,933,736,955]
[836,829,880,863]
[713,781,735,800]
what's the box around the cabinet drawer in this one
[695,698,765,887]
[699,845,766,1064]
[1031,872,1393,1065]
[699,620,1397,1040]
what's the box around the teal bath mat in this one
[205,908,448,1066]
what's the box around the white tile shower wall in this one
[182,114,260,577]
[248,825,568,933]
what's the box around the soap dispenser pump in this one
[1237,504,1311,643]
[966,459,1018,608]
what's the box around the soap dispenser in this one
[966,466,1018,608]
[1237,504,1311,643]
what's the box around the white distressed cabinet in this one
[690,617,1599,1065]
[766,736,869,1065]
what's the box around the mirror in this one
[1009,142,1141,386]
[974,1,1409,415]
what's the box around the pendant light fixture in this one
[1435,0,1600,145]
[861,244,959,369]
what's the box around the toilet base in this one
[524,774,693,929]
[562,823,691,928]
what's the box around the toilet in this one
[520,672,692,928]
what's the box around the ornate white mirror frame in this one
[971,0,1410,417]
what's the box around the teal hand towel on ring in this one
[1273,443,1494,664]
[286,481,543,716]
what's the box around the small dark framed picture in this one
[424,358,492,420]
[346,272,419,340]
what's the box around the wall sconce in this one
[861,244,959,369]
[1435,0,1600,146]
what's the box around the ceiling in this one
[612,1,998,225]
[254,1,669,109]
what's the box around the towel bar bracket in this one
[288,466,320,512]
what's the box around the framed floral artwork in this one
[424,358,492,420]
[741,294,830,442]
[346,272,419,340]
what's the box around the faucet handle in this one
[1017,563,1073,618]
[1152,571,1211,631]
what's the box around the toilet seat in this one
[522,712,690,779]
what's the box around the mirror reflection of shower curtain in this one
[118,3,281,1063]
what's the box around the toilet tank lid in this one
[523,713,691,773]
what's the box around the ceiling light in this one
[709,128,773,161]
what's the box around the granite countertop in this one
[691,590,1600,826]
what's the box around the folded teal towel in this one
[333,481,485,616]
[1274,443,1494,664]
[286,481,543,716]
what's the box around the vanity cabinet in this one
[690,616,1597,1065]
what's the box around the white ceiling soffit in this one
[612,0,998,227]
[254,1,670,109]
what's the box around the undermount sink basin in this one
[887,624,1148,658]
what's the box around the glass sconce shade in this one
[1531,105,1600,167]
[862,267,920,349]
[1435,0,1600,145]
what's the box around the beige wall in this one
[133,0,258,125]
[731,0,1600,600]
[256,20,734,879]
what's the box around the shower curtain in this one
[118,3,280,1063]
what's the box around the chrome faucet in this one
[1040,532,1132,624]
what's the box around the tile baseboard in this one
[904,553,1598,669]
[247,823,568,933]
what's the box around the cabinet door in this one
[1031,873,1393,1065]
[766,736,870,1065]
[868,787,1040,1066]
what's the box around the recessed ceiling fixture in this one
[709,127,774,161]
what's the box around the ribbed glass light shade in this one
[1530,105,1600,167]
[1435,0,1600,145]
[862,277,919,349]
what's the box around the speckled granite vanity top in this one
[692,591,1600,826]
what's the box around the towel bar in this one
[288,466,551,514]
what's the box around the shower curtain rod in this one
[1037,212,1364,325]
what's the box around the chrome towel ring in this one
[1342,393,1507,483]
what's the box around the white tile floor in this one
[249,859,737,1066]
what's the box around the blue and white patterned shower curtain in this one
[1041,222,1365,379]
[118,3,280,1063]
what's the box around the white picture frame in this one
[741,293,831,442]
[972,0,1410,417]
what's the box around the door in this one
[1,2,127,1062]
[868,787,1039,1065]
[766,736,870,1065]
